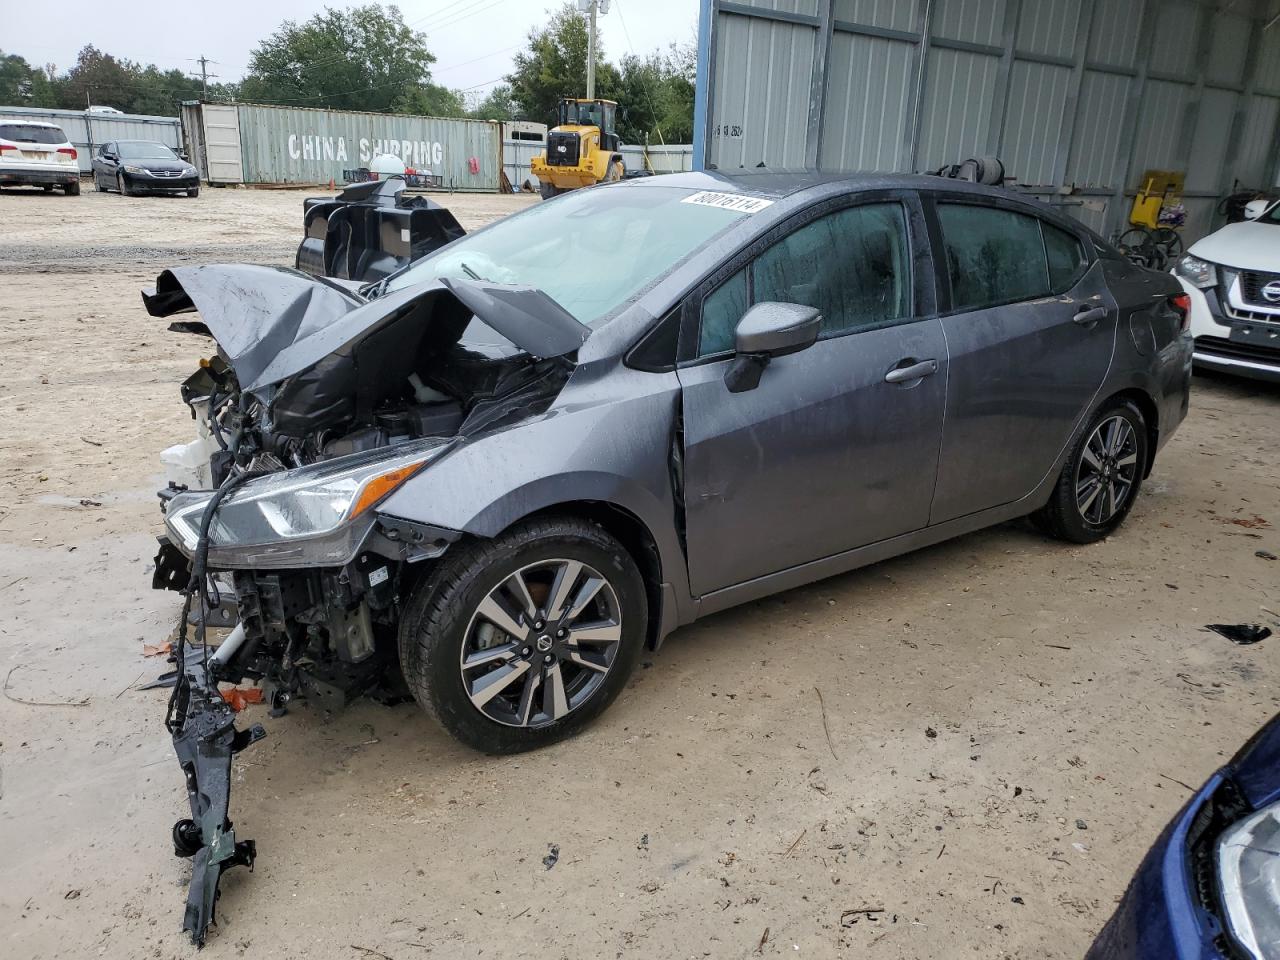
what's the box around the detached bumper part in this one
[171,659,265,945]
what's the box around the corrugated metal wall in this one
[228,103,503,191]
[0,105,180,173]
[696,0,1280,243]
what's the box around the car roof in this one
[0,120,62,128]
[625,168,1024,202]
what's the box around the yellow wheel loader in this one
[530,98,625,199]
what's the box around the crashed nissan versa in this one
[145,171,1192,942]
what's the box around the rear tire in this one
[64,180,80,196]
[398,516,647,754]
[42,183,54,192]
[1033,398,1148,544]
[95,176,106,192]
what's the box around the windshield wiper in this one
[460,262,485,281]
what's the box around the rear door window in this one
[1042,221,1087,292]
[937,203,1049,310]
[0,124,66,144]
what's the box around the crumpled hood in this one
[1189,220,1280,272]
[143,265,589,393]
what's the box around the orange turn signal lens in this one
[348,461,427,518]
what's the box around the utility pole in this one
[193,56,217,99]
[586,1,597,99]
[579,0,609,99]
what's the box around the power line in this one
[613,0,667,144]
[433,44,521,74]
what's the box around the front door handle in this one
[1073,305,1108,326]
[884,358,938,384]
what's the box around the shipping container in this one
[502,120,548,190]
[0,104,181,174]
[694,0,1280,243]
[180,102,504,191]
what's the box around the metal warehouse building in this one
[693,0,1280,242]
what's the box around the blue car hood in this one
[1228,711,1280,808]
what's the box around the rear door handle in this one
[1073,305,1108,326]
[884,359,938,384]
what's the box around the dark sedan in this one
[1088,712,1280,959]
[92,139,199,197]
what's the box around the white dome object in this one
[369,153,407,177]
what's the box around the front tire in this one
[187,186,199,198]
[399,517,647,754]
[117,173,132,196]
[1034,398,1148,544]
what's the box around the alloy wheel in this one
[1075,415,1139,525]
[459,558,623,728]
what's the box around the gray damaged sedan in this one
[144,171,1191,941]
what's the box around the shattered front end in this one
[144,262,586,943]
[168,655,264,944]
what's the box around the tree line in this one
[0,3,694,144]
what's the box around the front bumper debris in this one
[169,656,265,945]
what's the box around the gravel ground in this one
[0,183,1277,960]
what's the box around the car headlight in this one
[165,437,448,564]
[1176,254,1218,289]
[1217,798,1280,959]
[123,164,147,175]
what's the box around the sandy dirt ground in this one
[0,183,1277,960]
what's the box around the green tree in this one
[506,3,622,127]
[468,83,518,122]
[0,52,37,103]
[612,42,695,144]
[57,45,134,110]
[392,84,466,118]
[241,4,453,114]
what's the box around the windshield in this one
[1260,202,1280,224]
[118,141,178,160]
[0,124,65,144]
[385,186,754,325]
[564,101,603,127]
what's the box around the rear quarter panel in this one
[1100,258,1193,455]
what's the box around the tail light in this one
[0,144,14,154]
[57,147,78,160]
[1171,292,1192,332]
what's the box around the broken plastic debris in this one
[218,686,265,712]
[1206,624,1272,645]
[542,843,559,870]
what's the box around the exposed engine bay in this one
[143,263,588,944]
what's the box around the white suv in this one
[0,120,81,195]
[1174,201,1280,382]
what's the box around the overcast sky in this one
[6,0,699,100]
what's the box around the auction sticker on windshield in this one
[681,191,775,213]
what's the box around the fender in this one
[377,371,699,634]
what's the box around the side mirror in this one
[1243,198,1270,220]
[180,152,190,162]
[725,301,821,393]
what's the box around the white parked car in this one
[1174,200,1280,382]
[0,120,81,195]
